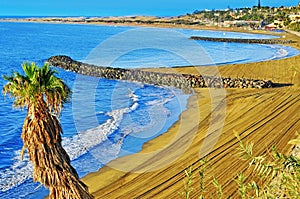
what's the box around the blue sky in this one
[0,0,299,16]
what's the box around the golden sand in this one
[80,29,300,198]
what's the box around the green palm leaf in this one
[3,62,71,114]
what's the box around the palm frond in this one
[3,62,94,199]
[3,62,71,114]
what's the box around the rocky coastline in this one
[47,55,274,91]
[190,36,295,44]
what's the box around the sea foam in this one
[0,89,140,192]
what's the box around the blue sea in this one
[0,22,299,199]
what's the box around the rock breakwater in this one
[190,36,295,44]
[47,55,274,90]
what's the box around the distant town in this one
[2,2,300,32]
[183,2,300,31]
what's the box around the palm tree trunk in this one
[22,98,93,199]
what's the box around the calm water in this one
[0,22,299,198]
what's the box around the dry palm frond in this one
[3,62,93,199]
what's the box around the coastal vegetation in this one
[1,4,299,198]
[180,134,300,199]
[2,63,93,199]
[80,31,299,198]
[289,22,300,32]
[188,4,300,30]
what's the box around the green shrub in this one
[289,22,300,32]
[179,132,300,198]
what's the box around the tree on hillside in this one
[3,62,93,199]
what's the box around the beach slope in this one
[82,32,300,198]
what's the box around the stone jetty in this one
[190,36,295,44]
[47,55,274,91]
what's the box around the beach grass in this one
[80,29,300,198]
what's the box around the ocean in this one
[0,22,299,198]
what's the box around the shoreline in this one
[37,19,300,197]
[0,16,281,35]
[80,27,300,198]
[4,19,298,198]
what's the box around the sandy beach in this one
[3,17,297,198]
[76,28,300,198]
[0,16,282,34]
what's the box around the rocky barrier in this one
[190,36,295,44]
[47,55,273,91]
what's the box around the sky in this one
[0,0,299,17]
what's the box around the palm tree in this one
[3,62,93,199]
